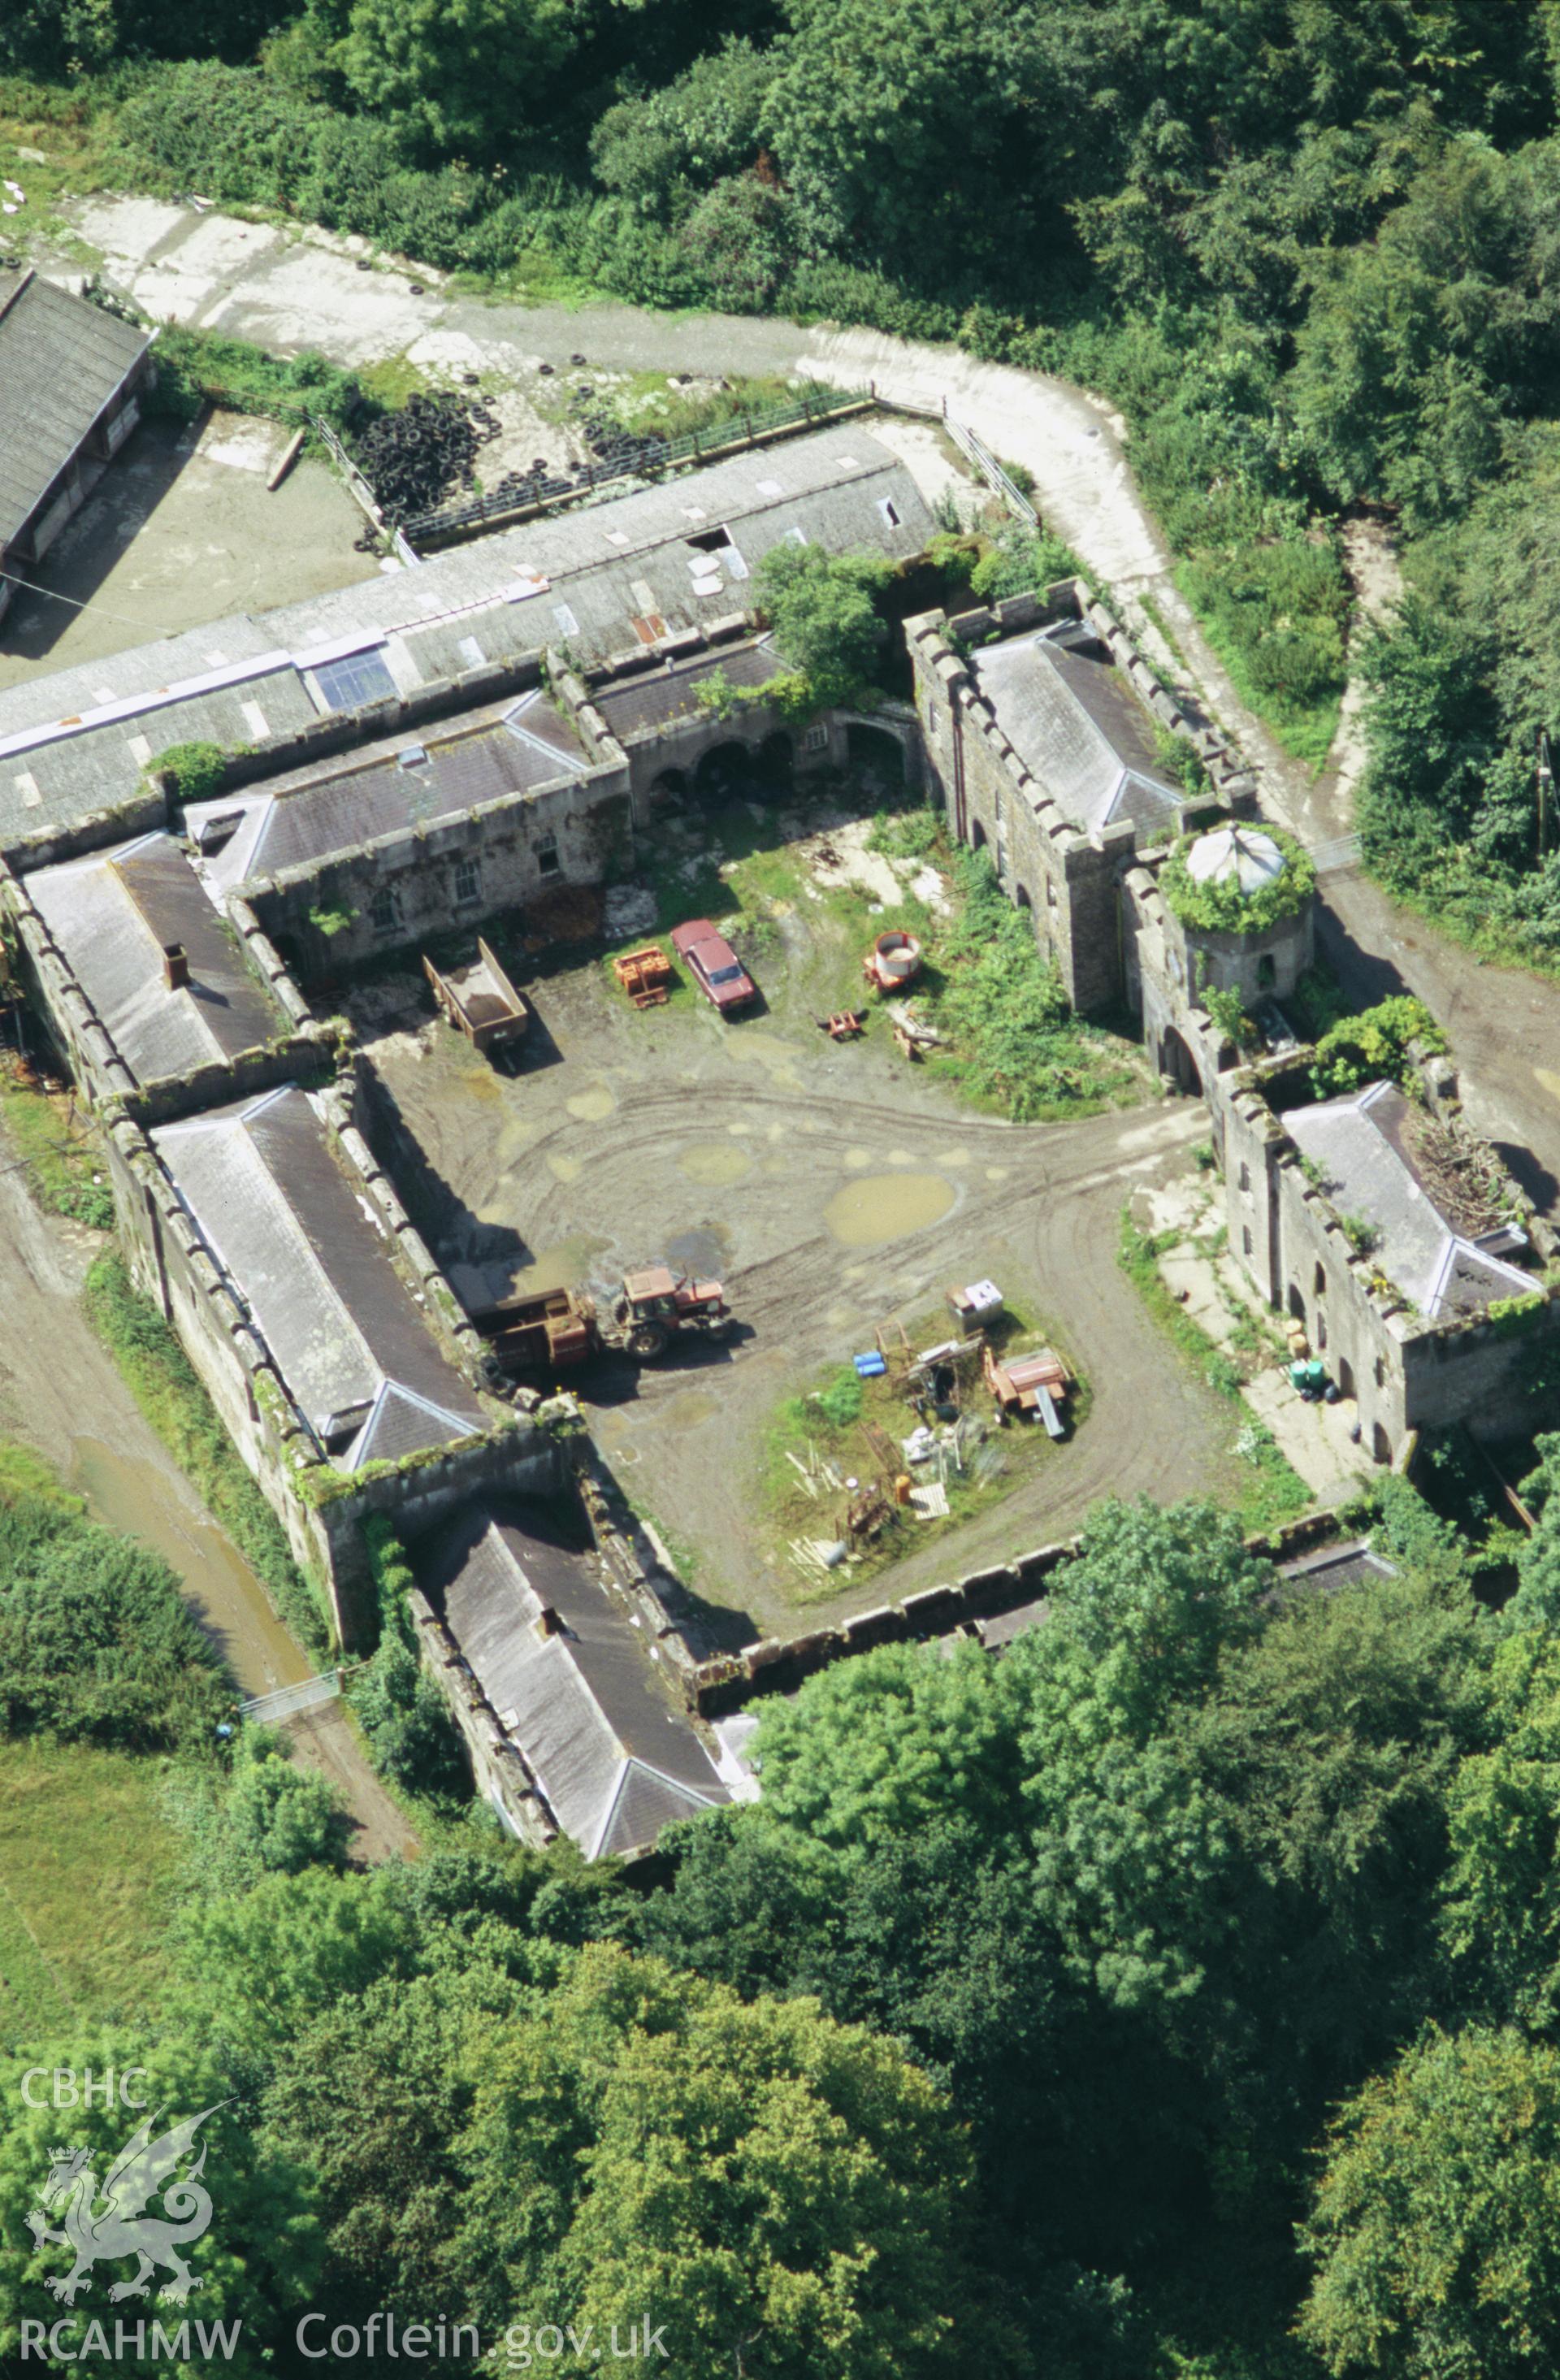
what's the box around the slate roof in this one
[1281,1082,1536,1319]
[968,625,1182,838]
[0,271,151,552]
[150,1085,486,1463]
[0,426,930,845]
[1275,1538,1399,1595]
[183,689,590,894]
[414,1497,727,1860]
[592,638,787,741]
[27,830,282,1086]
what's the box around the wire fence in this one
[399,384,871,547]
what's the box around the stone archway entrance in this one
[1159,1024,1202,1095]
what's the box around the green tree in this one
[749,1636,1023,1848]
[1299,2024,1560,2379]
[338,0,573,158]
[454,1942,1012,2376]
[0,2029,321,2376]
[753,538,893,711]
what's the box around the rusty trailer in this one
[425,939,529,1053]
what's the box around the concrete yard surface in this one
[0,407,376,691]
[356,941,1242,1645]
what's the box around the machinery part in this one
[628,1321,670,1359]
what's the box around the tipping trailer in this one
[425,939,529,1053]
[474,1267,734,1374]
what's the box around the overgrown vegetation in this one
[760,1301,1089,1600]
[83,1250,332,1658]
[1117,1211,1311,1534]
[1159,823,1317,935]
[0,1054,113,1229]
[922,849,1140,1121]
[1308,995,1445,1102]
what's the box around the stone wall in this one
[246,754,635,983]
[904,583,1252,1015]
[0,857,327,1122]
[689,1507,1346,1717]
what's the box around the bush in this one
[0,1456,231,1753]
[150,739,226,801]
[1159,824,1317,934]
[352,1637,468,1799]
[1309,997,1446,1100]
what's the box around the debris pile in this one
[351,388,501,526]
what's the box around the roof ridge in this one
[0,267,36,328]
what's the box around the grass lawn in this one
[760,1298,1091,1603]
[0,1737,181,2041]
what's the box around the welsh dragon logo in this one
[26,2102,229,2307]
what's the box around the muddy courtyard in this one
[352,926,1244,1643]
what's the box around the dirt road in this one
[0,1130,414,1863]
[360,947,1236,1643]
[40,193,1560,1215]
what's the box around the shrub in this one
[150,739,226,802]
[1309,997,1446,1100]
[1159,824,1317,934]
[0,1457,231,1753]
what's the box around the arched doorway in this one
[648,766,689,813]
[753,729,793,798]
[1014,882,1034,910]
[1337,1356,1355,1402]
[1159,1025,1202,1095]
[970,818,989,853]
[1372,1422,1392,1465]
[694,740,752,803]
[846,721,906,787]
[1288,1282,1306,1323]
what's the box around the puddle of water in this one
[823,1173,957,1247]
[986,1165,1010,1182]
[512,1234,609,1294]
[566,1083,618,1123]
[726,1121,754,1138]
[843,1147,873,1171]
[1538,1065,1560,1103]
[548,1152,584,1185]
[455,1065,505,1104]
[657,1389,720,1430]
[934,1146,972,1167]
[678,1143,753,1187]
[887,1147,917,1165]
[725,1033,804,1090]
[666,1225,730,1278]
[70,1437,307,1701]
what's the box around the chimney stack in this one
[162,943,189,991]
[534,1605,561,1640]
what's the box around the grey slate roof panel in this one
[414,1497,726,1859]
[1281,1082,1536,1319]
[151,1085,484,1455]
[968,628,1181,839]
[27,831,282,1085]
[0,427,927,841]
[238,702,587,882]
[592,640,786,740]
[0,271,150,550]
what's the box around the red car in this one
[670,919,756,1014]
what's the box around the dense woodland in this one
[9,2,1560,2373]
[9,3,1560,947]
[15,1468,1560,2373]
